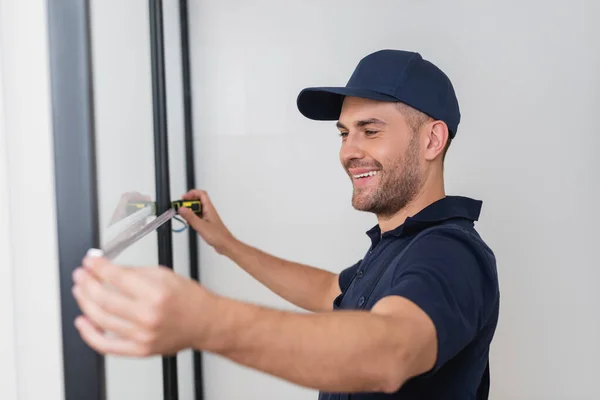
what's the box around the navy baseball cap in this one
[296,49,461,137]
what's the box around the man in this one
[72,49,500,399]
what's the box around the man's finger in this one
[181,189,206,201]
[122,265,176,287]
[81,253,110,270]
[73,267,149,328]
[75,316,148,357]
[82,256,157,300]
[72,282,138,338]
[178,207,206,232]
[182,189,214,211]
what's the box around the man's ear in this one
[424,121,449,161]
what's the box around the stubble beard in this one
[350,135,422,218]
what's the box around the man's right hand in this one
[178,189,236,254]
[178,188,341,313]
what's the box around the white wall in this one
[0,1,65,400]
[188,1,600,399]
[2,1,598,399]
[0,4,19,399]
[89,0,194,399]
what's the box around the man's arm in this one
[179,190,341,312]
[220,239,341,312]
[193,230,494,393]
[72,230,493,393]
[197,294,437,394]
[72,260,434,393]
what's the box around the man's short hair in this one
[396,102,452,159]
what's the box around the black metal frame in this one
[49,1,203,399]
[178,1,205,399]
[148,1,180,399]
[47,1,106,400]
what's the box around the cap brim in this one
[296,87,398,121]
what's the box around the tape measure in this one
[126,199,202,216]
[97,199,202,260]
[171,199,202,215]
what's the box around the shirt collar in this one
[366,196,483,243]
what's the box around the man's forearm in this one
[221,238,340,312]
[198,295,412,394]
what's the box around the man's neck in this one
[377,180,446,233]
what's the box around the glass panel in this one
[89,1,163,399]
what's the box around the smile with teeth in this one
[353,171,379,179]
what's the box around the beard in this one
[347,134,422,218]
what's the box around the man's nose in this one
[340,136,366,164]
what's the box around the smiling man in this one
[72,49,500,399]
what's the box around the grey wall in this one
[188,1,600,399]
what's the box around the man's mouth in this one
[352,170,379,179]
[349,169,380,187]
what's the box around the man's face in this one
[337,97,423,217]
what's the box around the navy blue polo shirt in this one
[320,196,499,400]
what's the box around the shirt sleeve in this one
[382,229,497,373]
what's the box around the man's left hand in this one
[72,255,216,357]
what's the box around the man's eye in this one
[338,131,348,138]
[365,130,379,136]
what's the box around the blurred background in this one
[1,1,599,399]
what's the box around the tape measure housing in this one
[125,199,202,216]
